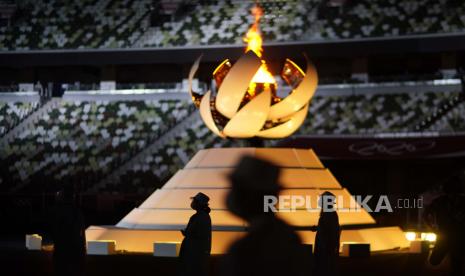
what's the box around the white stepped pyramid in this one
[86,148,409,254]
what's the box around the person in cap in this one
[312,191,340,276]
[178,192,212,276]
[221,155,311,276]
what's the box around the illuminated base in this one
[86,226,408,254]
[86,148,409,253]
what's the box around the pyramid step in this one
[117,208,375,230]
[186,148,324,169]
[164,167,341,189]
[140,188,361,210]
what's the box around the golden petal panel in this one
[215,51,262,119]
[258,103,309,138]
[267,59,318,120]
[187,55,203,107]
[199,90,225,138]
[223,89,271,138]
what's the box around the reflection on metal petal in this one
[188,55,204,107]
[258,103,309,138]
[267,57,318,120]
[213,59,232,88]
[215,51,262,119]
[199,90,224,138]
[223,89,271,138]
[281,58,305,89]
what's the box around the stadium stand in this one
[139,0,465,47]
[414,92,465,131]
[0,0,152,50]
[427,95,465,132]
[0,88,463,195]
[299,91,462,135]
[1,0,465,50]
[0,101,39,136]
[0,98,194,193]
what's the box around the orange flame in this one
[244,5,264,57]
[244,5,276,87]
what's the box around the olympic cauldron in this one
[188,37,318,139]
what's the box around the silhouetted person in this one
[179,192,212,276]
[51,186,86,276]
[312,191,340,276]
[35,81,44,103]
[221,156,310,276]
[423,174,465,276]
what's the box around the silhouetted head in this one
[226,155,281,221]
[442,174,464,195]
[191,192,210,212]
[55,184,74,204]
[318,191,337,213]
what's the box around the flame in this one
[250,65,276,85]
[243,5,276,92]
[244,5,264,57]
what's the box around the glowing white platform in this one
[86,148,409,254]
